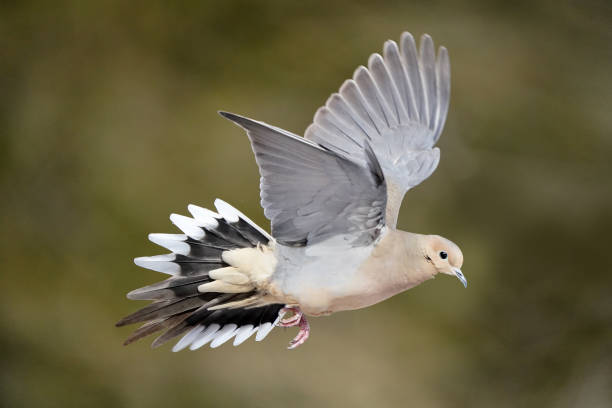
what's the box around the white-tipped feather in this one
[190,324,221,350]
[214,198,272,240]
[134,254,180,275]
[213,199,240,223]
[188,204,221,219]
[169,214,205,239]
[148,233,190,255]
[210,324,238,348]
[233,325,256,346]
[255,322,274,341]
[187,204,220,229]
[172,325,205,352]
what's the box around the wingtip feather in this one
[218,110,236,120]
[218,111,252,129]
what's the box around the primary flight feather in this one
[117,31,465,350]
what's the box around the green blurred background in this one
[2,0,611,407]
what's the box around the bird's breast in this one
[271,229,433,315]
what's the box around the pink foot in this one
[276,306,310,349]
[287,315,310,350]
[278,306,302,327]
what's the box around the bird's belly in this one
[325,274,420,313]
[272,243,376,315]
[278,268,370,316]
[279,263,432,316]
[292,272,412,315]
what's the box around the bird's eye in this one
[439,251,448,260]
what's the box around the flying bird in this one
[117,31,465,350]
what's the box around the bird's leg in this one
[276,306,310,349]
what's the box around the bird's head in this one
[423,235,466,287]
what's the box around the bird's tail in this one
[116,199,284,351]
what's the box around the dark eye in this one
[439,251,448,260]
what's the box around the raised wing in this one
[304,32,450,227]
[220,112,386,247]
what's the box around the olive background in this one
[1,1,611,407]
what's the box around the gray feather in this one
[418,34,437,129]
[122,314,189,346]
[126,275,213,301]
[220,111,386,246]
[433,46,450,142]
[303,32,450,228]
[116,296,209,326]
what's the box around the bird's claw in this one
[287,315,310,349]
[277,306,310,349]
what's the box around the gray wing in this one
[220,112,386,247]
[304,32,450,227]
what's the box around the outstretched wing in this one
[220,112,386,247]
[304,32,450,227]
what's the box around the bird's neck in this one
[367,229,436,290]
[396,230,437,285]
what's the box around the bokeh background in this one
[2,1,611,407]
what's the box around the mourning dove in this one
[117,31,465,350]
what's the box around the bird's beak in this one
[454,268,467,288]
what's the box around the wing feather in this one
[220,112,386,246]
[305,32,451,227]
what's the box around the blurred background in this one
[2,0,611,407]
